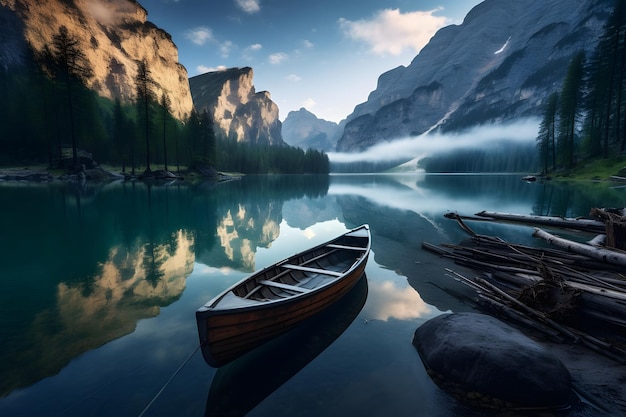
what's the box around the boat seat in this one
[258,280,311,293]
[326,244,365,251]
[280,264,343,277]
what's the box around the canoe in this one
[196,224,371,367]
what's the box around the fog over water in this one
[327,118,540,164]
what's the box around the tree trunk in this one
[474,210,606,232]
[532,227,626,267]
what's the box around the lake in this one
[0,174,624,417]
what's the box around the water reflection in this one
[1,173,624,406]
[0,176,330,397]
[366,280,436,321]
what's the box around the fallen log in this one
[567,281,626,302]
[474,211,606,233]
[532,228,626,267]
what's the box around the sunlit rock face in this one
[0,0,193,120]
[189,67,285,145]
[337,0,612,151]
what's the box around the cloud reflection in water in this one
[365,279,436,322]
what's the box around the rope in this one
[137,342,203,417]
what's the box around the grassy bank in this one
[552,155,626,181]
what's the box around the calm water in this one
[0,174,624,417]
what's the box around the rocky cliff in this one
[337,0,611,152]
[189,67,284,146]
[0,0,193,120]
[282,108,342,152]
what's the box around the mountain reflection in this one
[3,230,194,397]
[213,207,280,272]
[0,176,330,396]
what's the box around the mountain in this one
[336,0,612,152]
[0,0,193,120]
[281,108,342,151]
[189,67,284,146]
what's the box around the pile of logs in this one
[423,209,626,363]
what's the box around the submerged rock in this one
[413,312,571,410]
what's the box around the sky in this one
[140,0,483,123]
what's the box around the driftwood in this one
[423,209,626,363]
[590,208,626,250]
[473,210,606,233]
[532,228,626,267]
[444,269,626,363]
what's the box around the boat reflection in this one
[204,275,368,417]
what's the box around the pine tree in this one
[557,52,585,168]
[537,92,558,173]
[584,0,626,157]
[46,26,93,169]
[135,60,158,173]
[160,93,171,171]
[200,109,216,165]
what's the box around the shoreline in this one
[0,165,241,184]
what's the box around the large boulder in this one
[413,312,571,410]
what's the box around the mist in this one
[327,118,540,166]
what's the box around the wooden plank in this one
[281,264,343,277]
[258,280,311,293]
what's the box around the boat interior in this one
[233,242,367,302]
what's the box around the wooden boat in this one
[204,275,368,416]
[196,224,371,367]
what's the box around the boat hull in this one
[204,275,368,416]
[196,225,370,367]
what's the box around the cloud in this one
[302,40,314,48]
[302,98,316,109]
[85,0,137,25]
[197,65,227,74]
[235,0,260,14]
[328,119,540,163]
[339,8,448,56]
[241,44,262,61]
[287,74,301,82]
[220,40,235,58]
[185,26,214,46]
[366,281,434,321]
[268,52,288,64]
[246,43,262,51]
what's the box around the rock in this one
[1,0,192,120]
[84,167,124,181]
[413,312,571,410]
[0,169,53,182]
[139,169,183,181]
[189,67,284,146]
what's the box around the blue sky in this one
[140,0,483,123]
